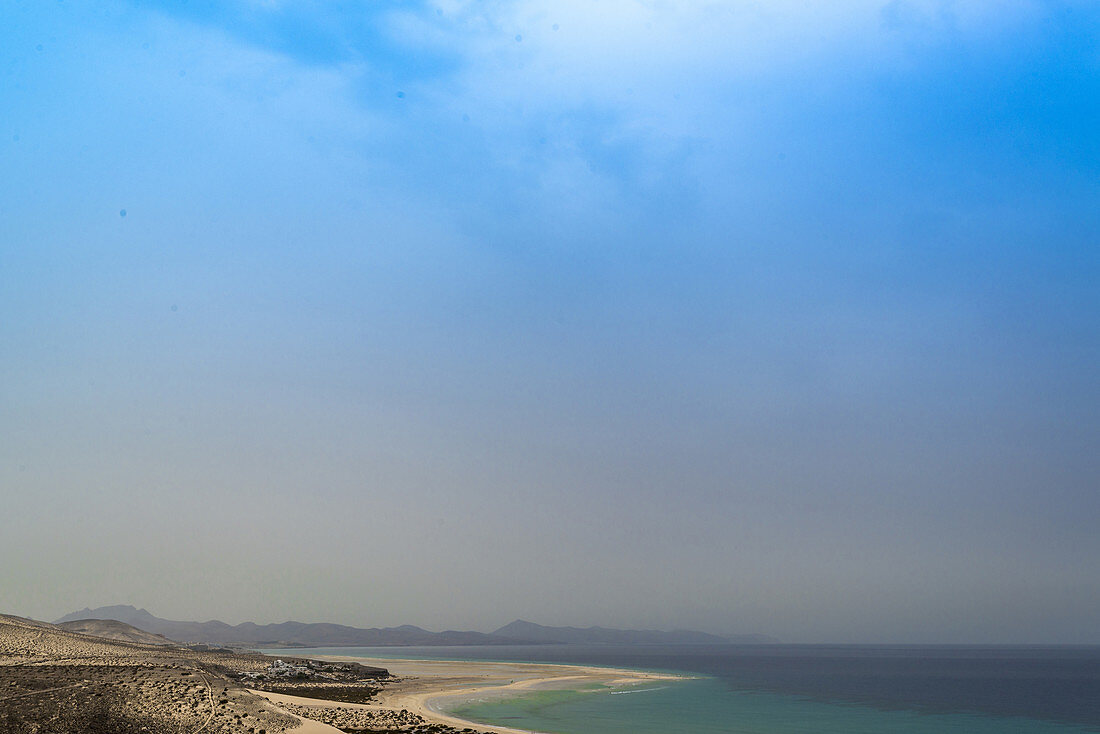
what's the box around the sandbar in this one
[299,655,686,734]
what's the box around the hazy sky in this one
[2,0,1098,644]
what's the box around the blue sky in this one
[1,0,1098,642]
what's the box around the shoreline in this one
[281,654,687,734]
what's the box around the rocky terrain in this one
[0,613,493,734]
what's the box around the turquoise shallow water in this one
[264,646,1100,734]
[446,677,1097,734]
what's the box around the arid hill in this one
[57,618,176,645]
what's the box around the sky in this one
[1,0,1098,644]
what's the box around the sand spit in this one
[295,655,686,734]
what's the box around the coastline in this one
[280,654,686,734]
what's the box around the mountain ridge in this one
[56,606,776,647]
[55,606,520,647]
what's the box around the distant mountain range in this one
[55,606,516,647]
[56,605,777,647]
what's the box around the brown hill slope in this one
[57,618,176,645]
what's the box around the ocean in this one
[267,644,1100,734]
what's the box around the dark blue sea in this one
[268,644,1100,733]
